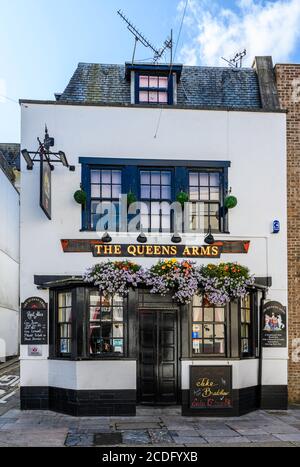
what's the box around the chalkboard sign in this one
[190,366,233,410]
[21,297,48,345]
[262,301,287,348]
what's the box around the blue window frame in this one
[140,169,173,233]
[135,73,174,105]
[80,158,230,234]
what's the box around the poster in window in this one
[40,154,52,220]
[262,301,287,348]
[190,366,233,410]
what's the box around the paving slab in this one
[204,436,250,444]
[65,433,94,447]
[273,433,300,442]
[173,437,207,445]
[170,429,200,437]
[247,435,284,443]
[116,422,162,430]
[149,429,173,444]
[122,430,151,445]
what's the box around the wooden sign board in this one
[190,366,233,410]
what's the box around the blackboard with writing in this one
[21,297,48,345]
[262,301,287,348]
[190,366,233,410]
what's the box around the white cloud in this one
[178,0,300,66]
[0,79,7,103]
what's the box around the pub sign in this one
[40,154,52,220]
[262,301,287,348]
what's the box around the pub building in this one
[19,56,288,417]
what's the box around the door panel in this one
[139,309,178,405]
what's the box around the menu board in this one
[21,297,48,345]
[262,301,287,348]
[190,366,233,410]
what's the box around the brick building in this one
[275,64,300,403]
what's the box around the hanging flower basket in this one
[84,261,147,297]
[176,191,189,206]
[146,259,202,305]
[200,263,254,306]
[74,189,87,206]
[84,260,254,306]
[224,195,238,210]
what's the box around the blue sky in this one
[1,0,300,142]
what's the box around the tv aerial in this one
[117,10,173,65]
[221,49,247,68]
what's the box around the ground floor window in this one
[89,291,125,356]
[57,291,72,355]
[192,296,226,355]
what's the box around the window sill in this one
[48,357,136,362]
[181,357,259,361]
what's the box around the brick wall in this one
[275,64,300,402]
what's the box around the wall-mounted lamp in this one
[102,232,112,243]
[171,233,182,244]
[204,226,215,245]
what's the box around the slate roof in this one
[58,63,262,109]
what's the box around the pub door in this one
[138,309,179,406]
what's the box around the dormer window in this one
[125,63,183,107]
[138,75,170,104]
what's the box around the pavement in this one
[1,360,300,447]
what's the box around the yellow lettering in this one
[183,247,192,256]
[146,246,154,256]
[137,245,145,256]
[211,246,219,257]
[114,245,122,255]
[192,247,200,256]
[103,245,113,255]
[154,246,162,256]
[170,246,177,256]
[162,246,171,256]
[200,246,211,256]
[94,245,103,255]
[127,245,137,257]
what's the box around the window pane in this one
[193,308,203,322]
[139,91,148,102]
[210,187,220,201]
[162,215,170,230]
[60,339,71,354]
[113,307,123,322]
[203,340,214,354]
[91,185,100,198]
[139,76,149,87]
[112,171,122,184]
[151,215,160,230]
[189,173,199,186]
[241,339,249,354]
[204,324,214,338]
[193,340,202,355]
[204,308,214,322]
[199,173,209,186]
[200,187,209,200]
[190,187,199,201]
[159,77,168,88]
[149,76,158,87]
[113,340,123,353]
[215,308,225,322]
[192,324,202,338]
[102,170,111,184]
[112,185,121,199]
[215,324,225,338]
[151,186,161,199]
[151,172,161,184]
[141,171,150,184]
[101,323,112,338]
[101,308,111,321]
[91,170,101,184]
[141,186,150,199]
[214,340,225,354]
[161,172,171,185]
[90,307,100,321]
[158,92,168,103]
[149,91,158,103]
[102,185,112,198]
[113,324,123,338]
[161,186,171,199]
[194,296,203,307]
[210,173,220,186]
